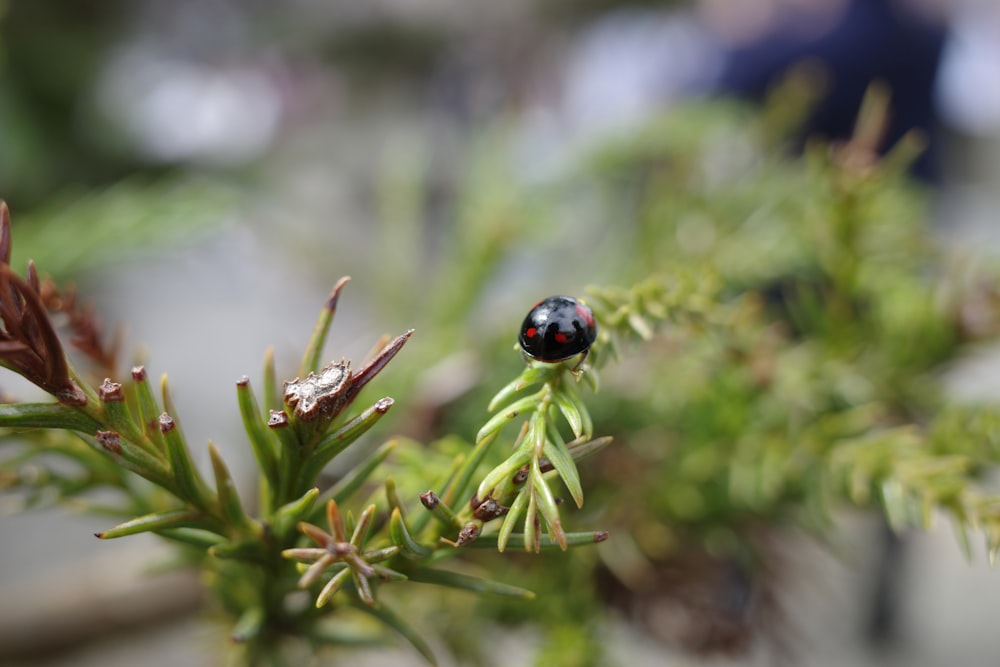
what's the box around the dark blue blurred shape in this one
[717,0,946,181]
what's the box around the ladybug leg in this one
[520,348,534,366]
[570,348,589,375]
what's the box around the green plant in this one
[528,87,1000,657]
[0,199,620,665]
[6,86,1000,666]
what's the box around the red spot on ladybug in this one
[518,296,597,364]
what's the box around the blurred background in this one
[4,0,1000,665]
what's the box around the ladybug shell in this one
[518,296,598,363]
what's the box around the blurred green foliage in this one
[8,178,239,279]
[0,1,136,206]
[363,85,1000,663]
[5,30,1000,662]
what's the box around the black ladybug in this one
[518,296,597,368]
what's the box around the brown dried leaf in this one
[0,266,84,404]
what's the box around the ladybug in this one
[518,295,598,369]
